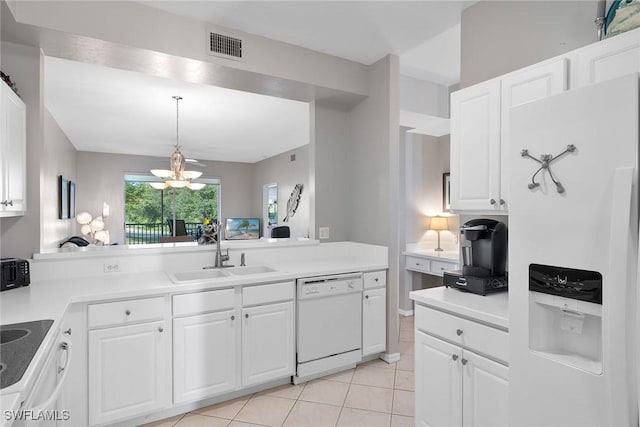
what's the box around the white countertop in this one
[403,249,459,262]
[0,251,387,404]
[410,286,508,330]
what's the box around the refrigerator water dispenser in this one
[528,264,603,374]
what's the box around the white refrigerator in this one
[508,73,639,426]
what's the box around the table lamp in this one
[429,216,449,252]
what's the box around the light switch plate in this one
[319,227,330,239]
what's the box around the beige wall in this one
[251,145,310,239]
[0,42,43,260]
[41,109,77,249]
[76,152,254,245]
[460,1,600,88]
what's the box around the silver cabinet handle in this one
[461,358,468,365]
[125,309,131,316]
[63,328,72,336]
[0,200,12,207]
[500,199,506,205]
[490,199,496,205]
[231,315,235,320]
[158,326,164,333]
[456,329,463,336]
[452,354,458,361]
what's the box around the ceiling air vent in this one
[208,32,244,61]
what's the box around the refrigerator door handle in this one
[605,166,635,427]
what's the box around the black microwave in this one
[1,258,30,291]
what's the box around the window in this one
[124,174,221,244]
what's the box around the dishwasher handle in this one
[29,338,72,413]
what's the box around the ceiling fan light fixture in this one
[149,182,168,190]
[181,170,203,180]
[166,179,189,189]
[187,182,206,190]
[150,169,172,179]
[149,96,205,191]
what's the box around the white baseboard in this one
[381,352,401,364]
[398,308,414,316]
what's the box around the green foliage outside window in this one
[125,181,219,224]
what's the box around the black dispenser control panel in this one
[529,264,602,304]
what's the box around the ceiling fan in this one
[185,158,207,168]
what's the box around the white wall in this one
[251,145,310,239]
[76,152,254,245]
[400,75,449,118]
[8,1,368,101]
[347,54,400,355]
[313,105,351,242]
[460,0,600,88]
[0,42,43,260]
[41,109,77,249]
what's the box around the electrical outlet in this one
[319,227,330,239]
[103,263,121,273]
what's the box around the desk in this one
[403,249,460,277]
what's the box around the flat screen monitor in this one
[225,218,260,240]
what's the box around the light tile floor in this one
[143,316,415,427]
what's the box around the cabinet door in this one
[362,288,386,356]
[415,331,462,427]
[242,301,294,387]
[88,321,169,425]
[450,79,501,212]
[573,28,640,88]
[173,310,237,403]
[500,58,568,211]
[0,83,26,215]
[462,350,509,427]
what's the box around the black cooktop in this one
[0,319,53,389]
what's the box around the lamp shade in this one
[429,216,449,231]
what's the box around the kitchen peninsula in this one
[0,240,389,426]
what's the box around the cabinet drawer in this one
[243,281,294,306]
[173,288,235,317]
[363,270,386,289]
[88,297,165,329]
[430,260,459,276]
[406,256,430,273]
[415,304,508,364]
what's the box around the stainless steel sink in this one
[0,329,30,345]
[226,265,278,275]
[170,269,230,282]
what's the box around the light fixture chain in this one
[173,95,182,150]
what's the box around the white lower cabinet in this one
[173,310,237,403]
[242,301,294,387]
[416,331,508,427]
[416,332,462,426]
[88,320,169,426]
[362,288,386,356]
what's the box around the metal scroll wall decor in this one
[520,144,577,194]
[283,184,303,222]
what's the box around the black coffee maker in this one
[444,219,508,295]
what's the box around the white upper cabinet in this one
[500,58,568,209]
[573,28,640,88]
[0,81,26,216]
[450,78,502,212]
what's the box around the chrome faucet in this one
[214,222,232,268]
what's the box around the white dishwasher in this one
[295,273,363,383]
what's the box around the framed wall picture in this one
[443,172,451,212]
[59,176,69,219]
[68,181,76,219]
[225,218,260,240]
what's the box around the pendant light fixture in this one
[149,96,205,190]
